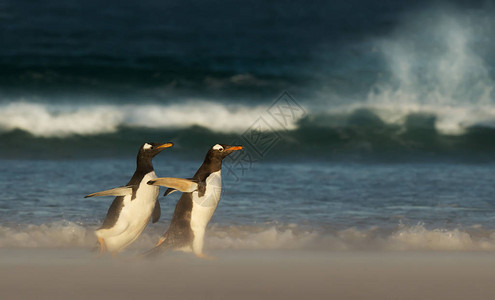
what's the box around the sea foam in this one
[1,221,494,252]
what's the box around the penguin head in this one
[138,142,173,160]
[208,144,243,160]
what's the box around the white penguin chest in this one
[190,171,222,229]
[100,171,159,252]
[121,171,159,223]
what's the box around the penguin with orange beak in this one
[146,144,243,258]
[85,142,173,255]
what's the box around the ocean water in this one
[1,1,495,253]
[1,158,494,251]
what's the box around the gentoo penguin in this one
[145,143,243,258]
[84,142,173,255]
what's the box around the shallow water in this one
[1,158,494,252]
[1,0,495,254]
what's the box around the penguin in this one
[84,142,173,255]
[145,143,243,258]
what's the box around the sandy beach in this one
[1,249,494,300]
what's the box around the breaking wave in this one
[0,101,285,137]
[2,99,495,139]
[2,103,495,160]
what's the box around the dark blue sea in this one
[1,0,495,252]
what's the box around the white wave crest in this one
[0,102,124,137]
[0,101,299,137]
[332,102,495,135]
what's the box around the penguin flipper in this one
[84,185,136,198]
[147,178,198,193]
[164,188,177,197]
[151,200,161,223]
[163,178,194,197]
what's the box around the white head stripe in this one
[143,143,152,150]
[212,144,223,150]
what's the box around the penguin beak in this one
[225,145,243,151]
[156,142,174,149]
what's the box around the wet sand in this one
[1,249,494,300]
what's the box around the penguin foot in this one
[97,237,106,256]
[195,253,215,260]
[155,236,167,247]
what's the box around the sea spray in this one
[367,7,495,135]
[1,221,495,252]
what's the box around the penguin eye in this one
[212,144,224,152]
[143,143,153,150]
